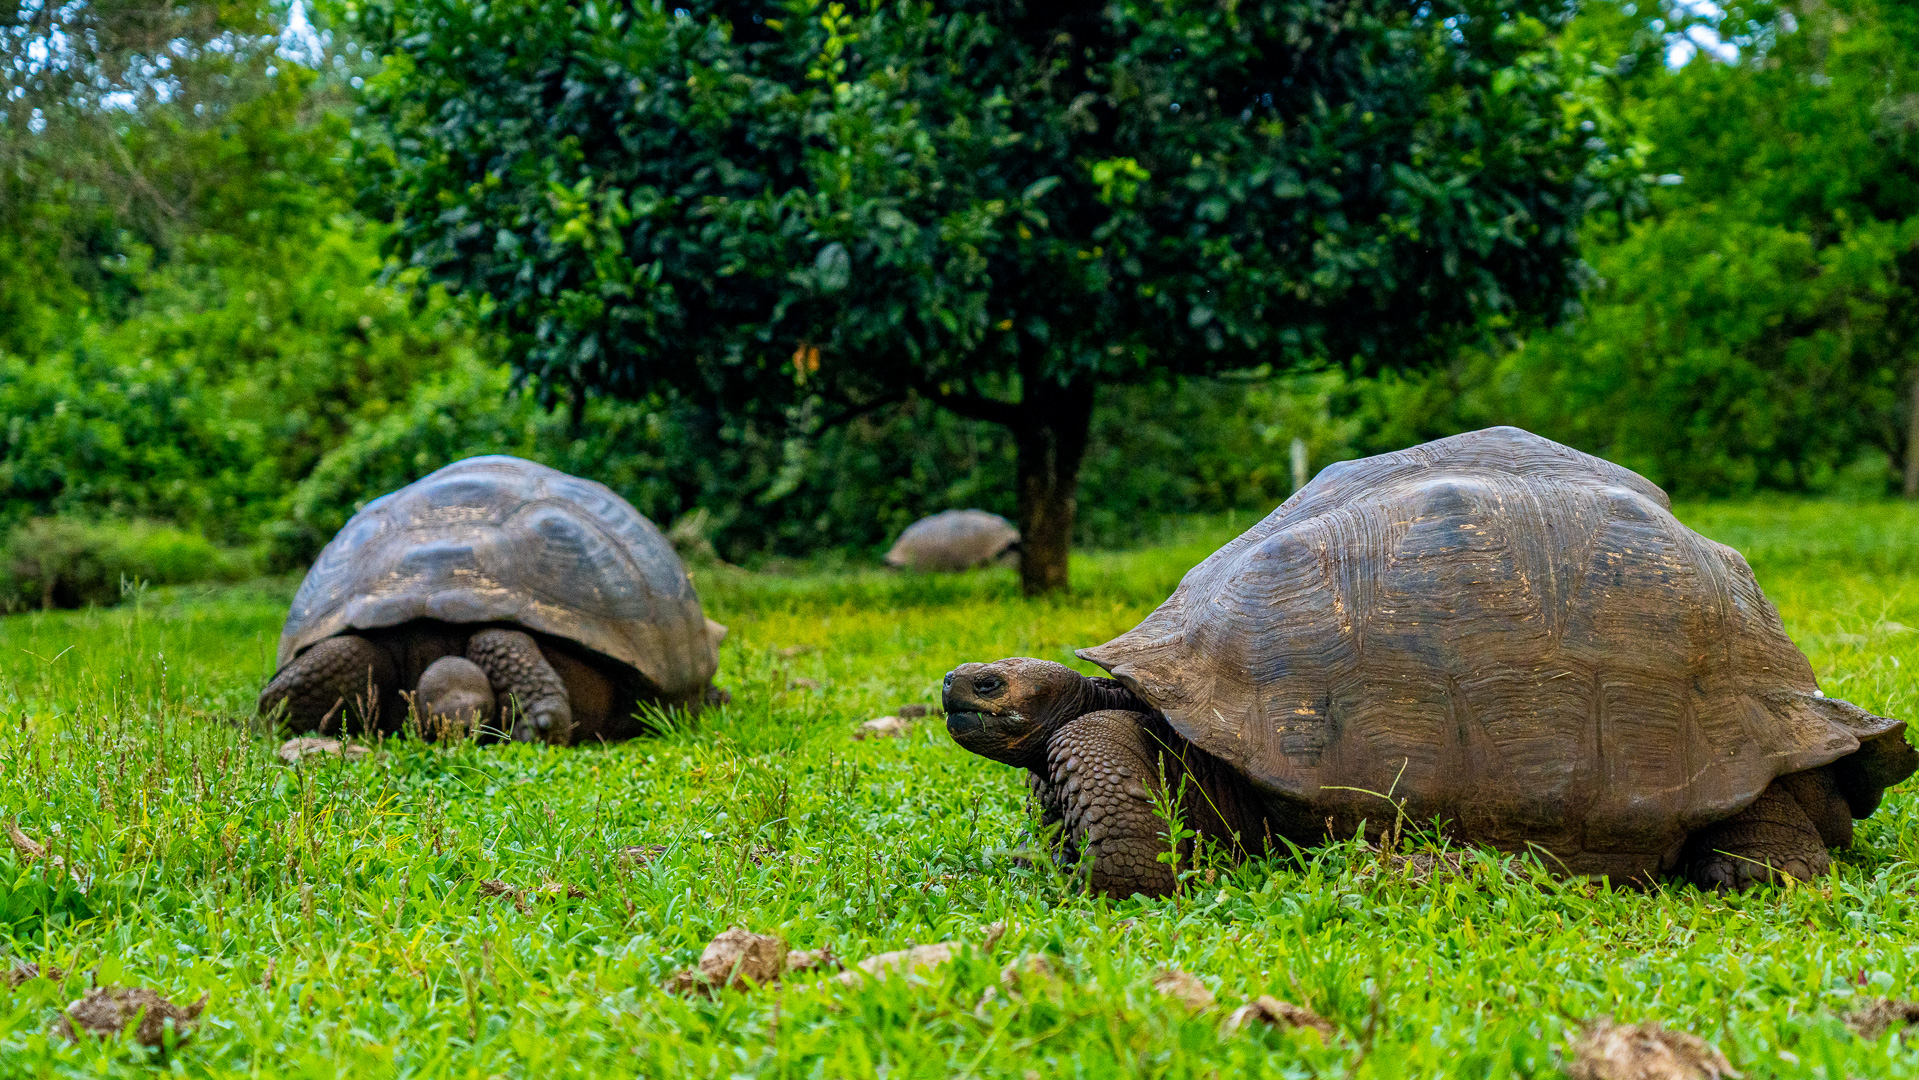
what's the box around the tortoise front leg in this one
[465,629,573,743]
[258,635,396,735]
[1045,709,1177,899]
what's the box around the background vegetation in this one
[2,0,1916,590]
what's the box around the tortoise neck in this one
[1083,676,1152,716]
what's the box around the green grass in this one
[4,502,1919,1076]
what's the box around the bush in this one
[278,358,1356,565]
[0,218,499,544]
[0,518,256,611]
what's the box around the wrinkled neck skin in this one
[1015,674,1149,769]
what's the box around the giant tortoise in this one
[885,510,1019,571]
[943,427,1915,896]
[259,456,726,743]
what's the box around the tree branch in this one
[814,392,908,434]
[918,383,1022,427]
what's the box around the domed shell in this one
[278,456,723,701]
[1078,427,1905,873]
[885,510,1019,571]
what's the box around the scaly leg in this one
[465,629,573,743]
[1683,771,1839,891]
[258,635,395,735]
[1045,709,1178,899]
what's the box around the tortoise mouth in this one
[945,710,986,742]
[945,709,1042,766]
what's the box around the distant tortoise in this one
[260,456,727,743]
[943,427,1915,896]
[885,510,1019,571]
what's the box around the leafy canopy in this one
[355,0,1628,419]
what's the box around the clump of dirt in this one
[620,844,668,864]
[976,954,1063,1016]
[1152,969,1216,1012]
[1847,998,1919,1040]
[1224,995,1336,1040]
[832,942,958,985]
[1378,849,1473,881]
[54,987,206,1048]
[9,820,67,869]
[4,962,65,988]
[1566,1018,1738,1080]
[854,716,910,740]
[475,878,584,912]
[8,819,85,886]
[664,929,790,995]
[785,947,839,974]
[276,738,370,765]
[999,954,1057,990]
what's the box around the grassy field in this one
[5,502,1919,1076]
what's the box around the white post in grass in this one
[1290,437,1310,495]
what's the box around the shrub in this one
[0,518,256,611]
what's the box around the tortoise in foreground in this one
[885,510,1019,571]
[259,456,727,743]
[944,427,1915,896]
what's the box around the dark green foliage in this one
[354,0,1623,590]
[0,223,499,545]
[0,4,330,352]
[1355,0,1919,496]
[281,357,1338,564]
[0,517,254,611]
[1533,0,1919,494]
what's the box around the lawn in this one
[5,502,1919,1077]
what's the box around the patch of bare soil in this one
[665,929,846,995]
[1152,969,1216,1012]
[853,716,910,740]
[831,942,958,985]
[1566,1018,1740,1080]
[1846,998,1919,1040]
[276,738,370,765]
[1224,995,1336,1040]
[54,987,206,1048]
[4,962,65,987]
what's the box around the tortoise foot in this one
[1682,778,1833,892]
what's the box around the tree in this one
[1361,0,1919,498]
[354,0,1626,593]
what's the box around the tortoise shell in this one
[885,510,1020,571]
[1078,427,1907,875]
[277,456,723,701]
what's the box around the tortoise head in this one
[942,658,1094,769]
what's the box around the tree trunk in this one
[1906,370,1919,499]
[1012,379,1096,596]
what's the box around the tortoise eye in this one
[974,674,1004,696]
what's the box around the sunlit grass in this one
[1,503,1918,1076]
